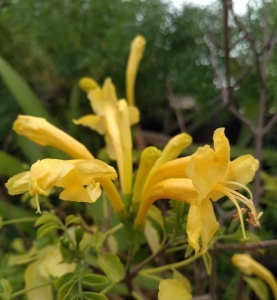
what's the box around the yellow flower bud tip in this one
[232,254,253,275]
[141,146,161,163]
[131,35,146,53]
[79,77,99,93]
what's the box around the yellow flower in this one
[13,115,93,160]
[186,128,262,253]
[6,158,118,213]
[232,254,277,299]
[134,133,193,226]
[75,78,139,195]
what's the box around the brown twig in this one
[214,239,277,250]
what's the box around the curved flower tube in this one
[5,159,119,213]
[134,178,196,229]
[232,254,277,299]
[13,115,93,160]
[186,128,262,253]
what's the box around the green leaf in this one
[0,55,50,118]
[65,215,81,227]
[93,231,107,251]
[37,223,61,238]
[202,252,212,276]
[144,220,160,254]
[97,253,125,283]
[0,151,28,177]
[0,278,12,298]
[82,274,109,288]
[15,135,44,164]
[55,272,75,290]
[35,213,60,226]
[82,292,109,300]
[158,279,191,300]
[243,276,270,300]
[148,205,167,244]
[57,279,78,300]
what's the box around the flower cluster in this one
[5,35,262,255]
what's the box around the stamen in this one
[214,185,248,241]
[222,181,263,229]
[35,194,41,214]
[232,208,247,221]
[223,181,253,201]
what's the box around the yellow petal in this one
[128,106,140,125]
[13,115,93,160]
[57,170,99,203]
[79,77,99,93]
[103,78,118,108]
[56,159,117,203]
[224,154,259,185]
[5,171,30,195]
[145,156,191,190]
[118,99,133,194]
[88,87,104,115]
[187,200,202,254]
[187,128,229,199]
[200,199,219,253]
[29,159,74,196]
[142,133,192,198]
[72,159,118,182]
[73,114,106,135]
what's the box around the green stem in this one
[100,282,116,294]
[139,272,163,282]
[2,217,38,226]
[106,223,123,236]
[140,252,203,275]
[10,280,55,299]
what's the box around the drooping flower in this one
[74,78,139,195]
[6,158,120,213]
[186,128,262,253]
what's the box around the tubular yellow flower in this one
[132,146,161,207]
[232,254,277,299]
[6,158,118,213]
[133,134,192,227]
[134,178,196,228]
[74,78,139,195]
[118,99,133,196]
[141,133,192,199]
[13,115,93,160]
[186,128,262,253]
[126,35,146,106]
